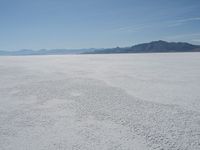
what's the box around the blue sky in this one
[0,0,200,50]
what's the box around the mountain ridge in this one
[85,40,200,54]
[0,40,200,56]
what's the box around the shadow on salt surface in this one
[0,77,200,150]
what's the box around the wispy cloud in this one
[165,33,200,40]
[177,17,200,23]
[191,39,200,43]
[163,33,200,44]
[115,24,155,33]
[117,26,146,32]
[113,16,200,35]
[168,17,200,27]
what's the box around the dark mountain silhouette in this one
[85,40,200,54]
[0,40,200,56]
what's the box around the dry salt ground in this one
[0,53,200,150]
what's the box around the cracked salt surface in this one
[0,53,200,150]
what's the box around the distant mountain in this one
[0,48,100,56]
[0,40,200,56]
[84,40,200,54]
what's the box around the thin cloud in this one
[165,33,200,40]
[191,39,200,43]
[115,24,154,33]
[177,17,200,23]
[168,17,200,27]
[114,17,200,34]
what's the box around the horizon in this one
[0,0,200,51]
[1,40,199,52]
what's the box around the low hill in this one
[0,48,98,56]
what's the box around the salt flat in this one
[0,53,200,150]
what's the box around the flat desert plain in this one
[0,53,200,150]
